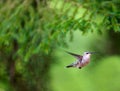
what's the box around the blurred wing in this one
[66,51,83,60]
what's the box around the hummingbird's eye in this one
[86,52,89,54]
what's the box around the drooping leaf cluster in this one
[49,0,120,33]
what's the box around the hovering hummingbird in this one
[66,51,96,69]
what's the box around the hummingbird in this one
[66,51,96,69]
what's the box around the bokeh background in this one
[0,0,120,91]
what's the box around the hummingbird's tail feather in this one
[66,64,73,68]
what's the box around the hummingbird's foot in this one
[79,67,82,69]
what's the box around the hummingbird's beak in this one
[89,52,97,54]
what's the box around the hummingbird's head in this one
[83,51,96,59]
[83,52,92,59]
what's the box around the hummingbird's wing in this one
[66,51,83,60]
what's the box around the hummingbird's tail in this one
[66,64,73,68]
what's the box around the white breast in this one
[81,55,91,67]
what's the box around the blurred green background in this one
[0,0,120,91]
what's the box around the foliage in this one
[47,0,120,33]
[0,0,120,91]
